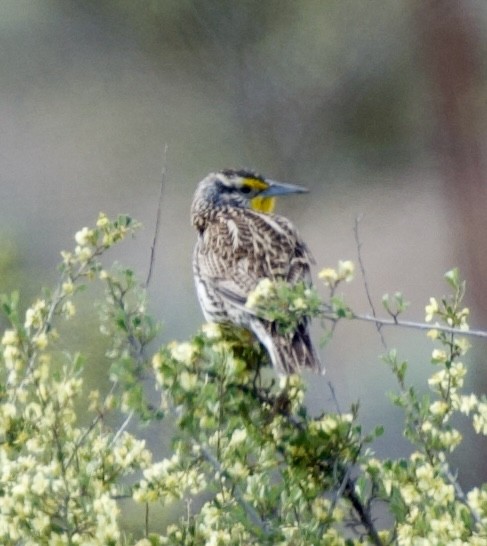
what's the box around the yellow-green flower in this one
[456,394,478,415]
[62,301,76,319]
[425,297,439,322]
[245,278,275,309]
[201,322,223,339]
[169,341,196,364]
[431,349,448,363]
[318,267,338,287]
[179,371,198,391]
[426,328,439,340]
[291,296,307,310]
[337,260,355,282]
[74,227,94,246]
[32,332,48,350]
[1,329,18,346]
[429,400,449,416]
[96,212,110,228]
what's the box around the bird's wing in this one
[212,277,247,305]
[258,212,314,284]
[197,208,312,307]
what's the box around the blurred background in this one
[1,0,486,529]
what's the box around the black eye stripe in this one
[240,186,252,194]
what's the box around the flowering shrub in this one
[0,216,486,545]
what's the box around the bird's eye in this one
[240,185,253,194]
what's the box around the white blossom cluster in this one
[0,214,153,545]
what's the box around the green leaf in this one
[374,425,384,438]
[355,475,368,501]
[444,268,460,290]
[389,485,407,523]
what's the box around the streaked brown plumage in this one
[191,169,322,374]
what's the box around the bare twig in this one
[352,216,487,340]
[109,409,135,448]
[348,313,487,339]
[329,464,351,515]
[145,502,150,538]
[145,144,168,288]
[354,216,387,349]
[327,381,342,415]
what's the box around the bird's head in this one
[192,169,308,219]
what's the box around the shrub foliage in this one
[0,215,486,545]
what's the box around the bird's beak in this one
[259,180,309,197]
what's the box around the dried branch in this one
[145,144,168,288]
[348,312,487,339]
[354,215,387,349]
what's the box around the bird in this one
[191,168,322,375]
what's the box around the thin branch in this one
[352,216,487,339]
[329,464,351,515]
[145,502,150,538]
[109,409,135,448]
[145,144,168,288]
[327,381,342,415]
[343,479,384,546]
[349,313,487,339]
[354,215,387,349]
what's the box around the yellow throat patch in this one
[251,196,276,213]
[244,178,276,213]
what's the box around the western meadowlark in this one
[191,168,322,374]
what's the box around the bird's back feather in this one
[193,205,322,374]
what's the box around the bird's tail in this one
[251,320,323,375]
